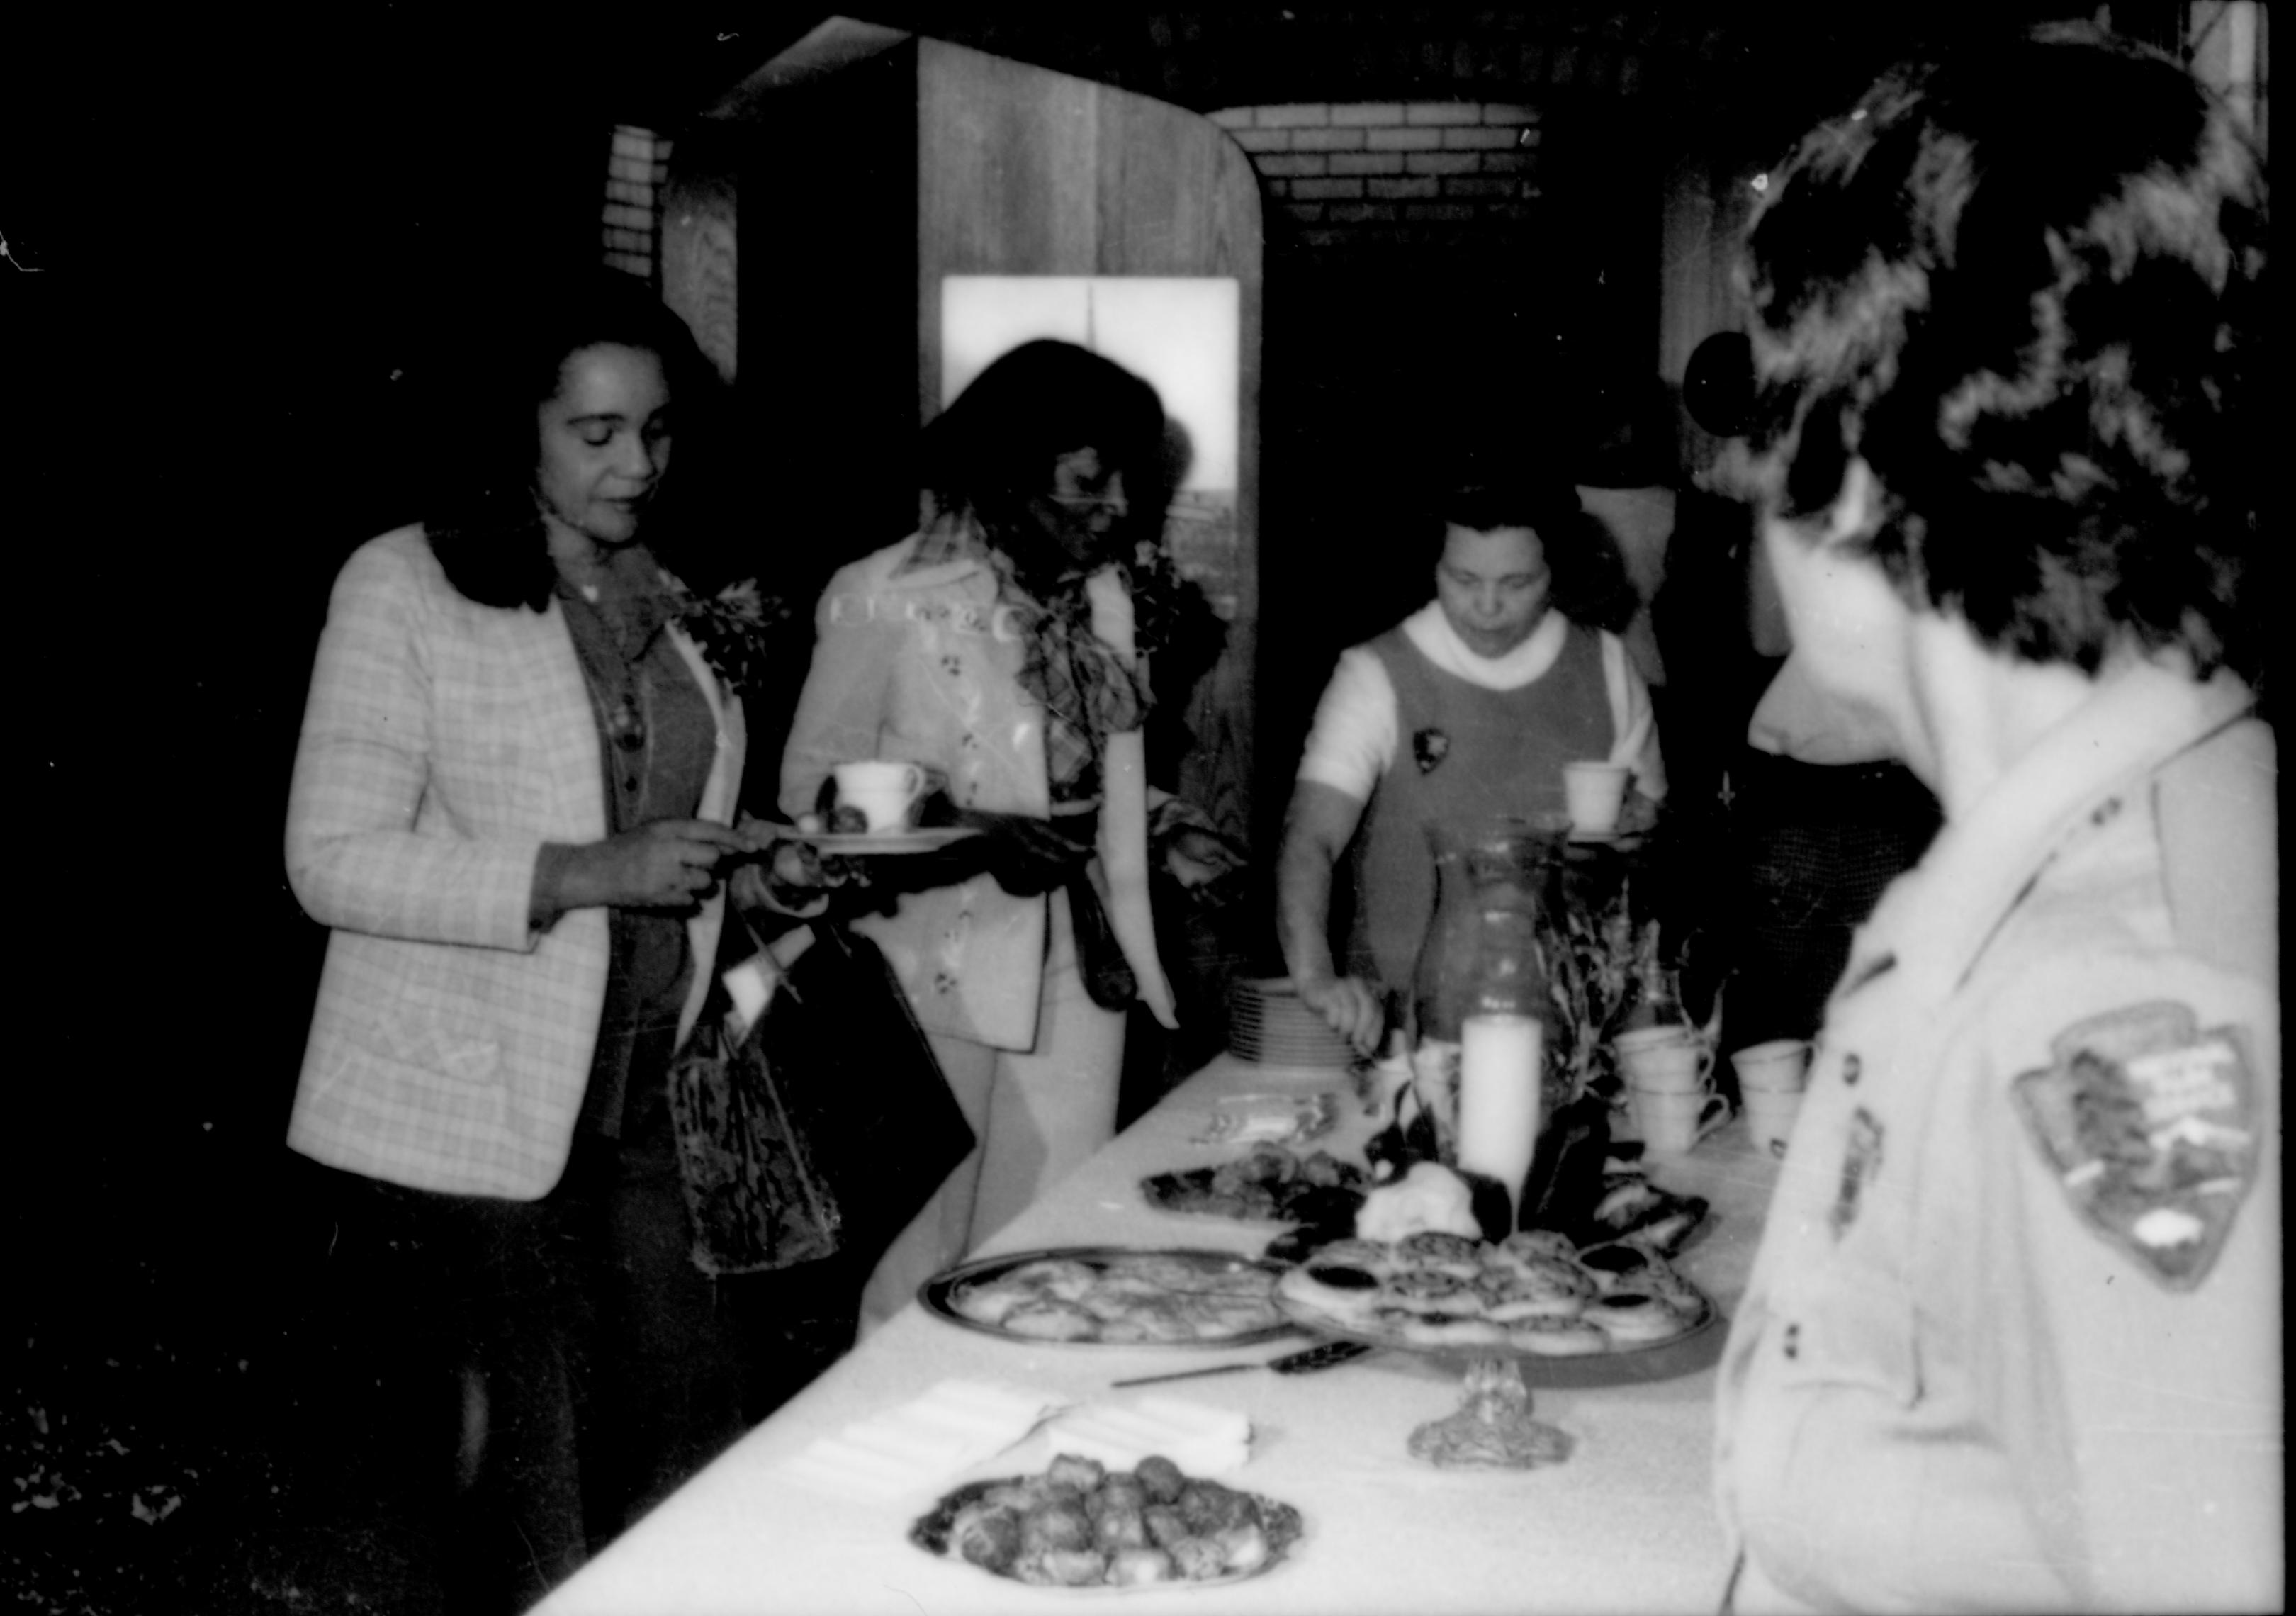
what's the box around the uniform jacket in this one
[284,527,742,1199]
[1714,663,2280,1614]
[779,530,1176,1051]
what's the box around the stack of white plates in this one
[1225,977,1359,1070]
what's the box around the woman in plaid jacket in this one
[283,271,780,1610]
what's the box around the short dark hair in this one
[1439,473,1582,539]
[423,269,726,610]
[921,340,1169,542]
[1435,473,1638,635]
[1731,26,2266,679]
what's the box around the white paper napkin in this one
[783,1379,1070,1500]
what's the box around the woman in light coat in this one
[781,340,1237,1326]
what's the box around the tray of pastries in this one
[1274,1230,1723,1386]
[922,1248,1295,1347]
[911,1452,1305,1590]
[1139,1143,1369,1227]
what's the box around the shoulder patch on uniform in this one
[2010,1001,2260,1291]
[1412,727,1450,775]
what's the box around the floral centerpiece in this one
[1535,878,1674,1111]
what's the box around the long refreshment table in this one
[538,1055,1783,1615]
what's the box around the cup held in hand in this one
[832,761,927,833]
[1562,761,1632,835]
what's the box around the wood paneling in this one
[916,43,1103,415]
[660,144,739,383]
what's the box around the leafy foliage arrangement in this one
[1535,875,1687,1109]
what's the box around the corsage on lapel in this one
[1413,727,1451,775]
[669,578,794,696]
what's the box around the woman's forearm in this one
[1275,782,1364,986]
[1276,821,1341,984]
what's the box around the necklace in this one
[557,560,663,757]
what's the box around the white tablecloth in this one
[538,1055,1782,1615]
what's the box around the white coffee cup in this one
[1742,1085,1806,1161]
[832,760,927,832]
[1612,1024,1716,1096]
[1631,1084,1731,1156]
[1729,1038,1815,1094]
[1563,761,1632,836]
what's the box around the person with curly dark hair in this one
[1711,27,2275,1612]
[1276,471,1666,1053]
[778,339,1241,1328]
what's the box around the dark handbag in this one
[666,921,977,1276]
[766,924,976,1263]
[666,964,845,1277]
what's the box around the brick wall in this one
[602,125,672,281]
[1209,101,1541,252]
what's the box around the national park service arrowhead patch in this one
[2010,1001,2260,1291]
[1412,727,1451,775]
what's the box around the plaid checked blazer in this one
[780,532,1176,1052]
[284,527,743,1199]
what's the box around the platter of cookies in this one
[1273,1231,1723,1386]
[911,1452,1305,1590]
[922,1248,1296,1347]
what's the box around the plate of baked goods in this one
[1139,1143,1370,1227]
[922,1248,1297,1347]
[1273,1230,1723,1386]
[911,1452,1305,1591]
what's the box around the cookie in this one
[1310,1238,1395,1271]
[1478,1258,1593,1322]
[1387,1268,1482,1316]
[1395,1313,1509,1350]
[1582,1292,1689,1345]
[1276,1263,1382,1325]
[1395,1230,1485,1281]
[1504,1315,1611,1356]
[1498,1229,1579,1266]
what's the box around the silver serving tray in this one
[920,1245,1300,1348]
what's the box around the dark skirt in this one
[285,1066,857,1613]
